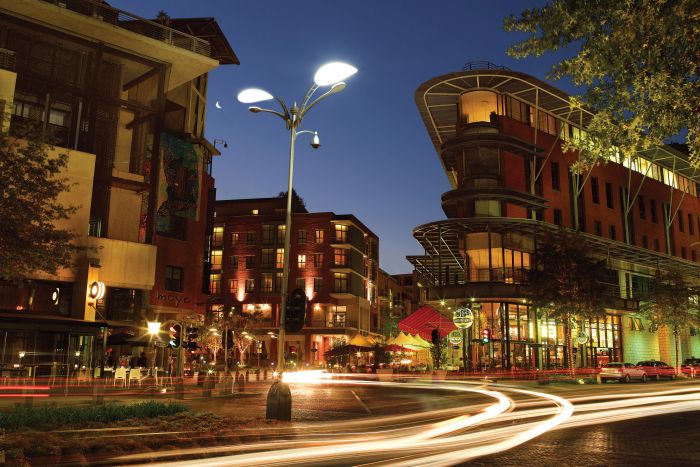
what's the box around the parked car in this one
[636,361,677,380]
[681,358,700,377]
[600,362,648,383]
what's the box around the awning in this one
[348,334,375,349]
[398,306,457,340]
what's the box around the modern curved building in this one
[409,62,700,370]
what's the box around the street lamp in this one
[147,321,161,377]
[238,61,356,420]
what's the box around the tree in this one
[640,268,700,374]
[0,128,80,281]
[528,229,608,376]
[505,1,700,169]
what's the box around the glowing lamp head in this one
[147,321,161,336]
[88,281,106,300]
[310,132,320,149]
[237,88,274,104]
[313,62,357,86]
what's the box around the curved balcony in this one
[441,186,547,218]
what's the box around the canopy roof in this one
[398,306,457,340]
[348,334,375,348]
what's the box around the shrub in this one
[0,401,188,431]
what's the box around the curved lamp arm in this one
[300,83,320,113]
[299,82,346,120]
[249,106,290,123]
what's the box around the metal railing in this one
[39,0,211,57]
[0,48,16,71]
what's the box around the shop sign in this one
[453,306,474,329]
[156,292,191,307]
[448,330,463,344]
[575,332,589,345]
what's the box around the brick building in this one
[212,195,379,367]
[408,62,700,370]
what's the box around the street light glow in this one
[147,321,161,335]
[237,88,274,103]
[313,62,357,86]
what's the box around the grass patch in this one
[0,401,188,431]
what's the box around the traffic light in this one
[285,288,307,333]
[482,328,491,344]
[431,329,441,346]
[169,324,181,348]
[185,328,199,350]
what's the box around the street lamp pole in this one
[237,62,357,420]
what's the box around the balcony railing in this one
[309,319,358,329]
[0,48,16,71]
[39,0,211,57]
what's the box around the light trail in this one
[109,379,700,467]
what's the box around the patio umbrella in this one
[390,332,424,350]
[348,334,374,350]
[412,334,433,348]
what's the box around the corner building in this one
[0,0,236,373]
[409,62,700,370]
[212,196,379,367]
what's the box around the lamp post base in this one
[266,381,292,421]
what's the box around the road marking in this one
[352,389,372,415]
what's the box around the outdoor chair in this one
[128,368,142,387]
[114,367,127,387]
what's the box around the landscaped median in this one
[1,401,276,465]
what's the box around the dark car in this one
[636,361,676,380]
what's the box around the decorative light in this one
[313,62,357,86]
[88,281,106,300]
[237,88,274,104]
[18,351,25,359]
[147,321,161,335]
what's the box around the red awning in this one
[398,306,457,340]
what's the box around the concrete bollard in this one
[236,373,245,392]
[203,373,212,397]
[92,378,105,405]
[263,369,268,380]
[245,370,250,382]
[175,376,185,400]
[266,381,291,420]
[256,369,260,381]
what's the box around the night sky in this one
[113,0,574,274]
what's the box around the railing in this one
[39,0,211,57]
[462,61,510,71]
[0,48,16,71]
[309,319,358,329]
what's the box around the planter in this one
[432,369,447,380]
[376,368,394,382]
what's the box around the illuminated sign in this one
[575,332,589,345]
[452,306,474,329]
[88,281,106,300]
[448,330,463,344]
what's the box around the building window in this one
[678,210,685,232]
[594,221,602,236]
[261,249,274,269]
[245,279,255,292]
[334,248,348,266]
[277,225,286,243]
[550,161,560,191]
[654,239,660,252]
[276,248,284,269]
[275,272,283,292]
[212,226,224,247]
[642,235,648,249]
[313,253,323,268]
[231,232,239,245]
[246,231,256,244]
[261,273,273,293]
[228,279,238,294]
[630,317,644,331]
[553,209,562,226]
[262,225,275,244]
[298,229,307,244]
[650,199,657,223]
[591,177,600,204]
[605,182,613,208]
[210,250,222,270]
[209,273,221,294]
[165,266,183,292]
[158,215,187,240]
[638,196,646,220]
[296,277,305,290]
[230,255,239,270]
[609,225,616,240]
[334,272,349,293]
[335,224,348,242]
[689,213,695,235]
[315,229,325,243]
[298,254,306,269]
[245,256,255,269]
[681,247,687,259]
[314,277,323,292]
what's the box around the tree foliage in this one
[0,129,80,281]
[528,229,608,373]
[640,268,700,371]
[505,0,700,169]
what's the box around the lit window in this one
[276,248,284,269]
[298,254,306,269]
[335,224,348,242]
[212,226,224,247]
[334,272,348,293]
[261,273,273,293]
[209,273,221,294]
[277,225,286,243]
[210,250,222,270]
[315,229,325,244]
[245,279,255,292]
[334,248,348,266]
[228,279,238,294]
[231,232,239,244]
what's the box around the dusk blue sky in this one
[114,0,575,274]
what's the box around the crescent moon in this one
[215,101,222,109]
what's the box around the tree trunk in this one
[565,321,575,378]
[674,330,680,375]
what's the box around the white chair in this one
[114,367,127,387]
[128,368,142,387]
